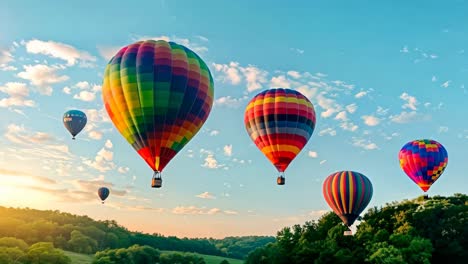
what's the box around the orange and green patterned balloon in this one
[102,40,214,181]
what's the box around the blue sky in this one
[0,0,467,238]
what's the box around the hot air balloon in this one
[244,88,316,185]
[399,139,448,192]
[98,187,110,204]
[323,171,373,234]
[102,40,214,188]
[63,110,87,140]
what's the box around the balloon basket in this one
[344,228,353,236]
[152,171,162,188]
[277,175,285,185]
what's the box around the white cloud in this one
[87,130,103,140]
[213,62,242,85]
[352,138,378,150]
[223,144,233,157]
[0,49,14,70]
[376,106,389,116]
[362,115,380,126]
[355,91,367,98]
[340,122,359,132]
[83,141,115,172]
[270,75,291,88]
[213,62,268,92]
[105,139,113,149]
[0,82,35,108]
[400,92,418,110]
[316,93,341,118]
[196,192,216,199]
[308,151,318,158]
[400,46,409,53]
[290,48,304,54]
[209,130,219,136]
[241,66,268,92]
[346,103,357,114]
[319,160,327,165]
[73,90,96,102]
[17,64,69,95]
[172,206,222,215]
[319,127,337,136]
[118,167,130,174]
[75,81,90,89]
[62,86,71,94]
[25,39,96,66]
[334,111,348,121]
[97,46,122,61]
[432,76,437,82]
[214,96,248,108]
[287,71,301,79]
[438,126,448,133]
[134,35,208,54]
[390,111,430,123]
[441,81,451,88]
[202,154,223,169]
[296,85,317,99]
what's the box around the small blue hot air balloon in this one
[63,110,87,140]
[98,187,110,204]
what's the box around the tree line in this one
[0,206,273,259]
[245,193,467,264]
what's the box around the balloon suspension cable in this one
[277,172,285,185]
[151,171,163,188]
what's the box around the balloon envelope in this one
[102,40,214,174]
[399,139,448,192]
[63,110,87,139]
[98,187,110,202]
[323,171,373,227]
[244,88,316,173]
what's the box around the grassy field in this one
[63,250,244,264]
[162,251,243,264]
[63,251,93,264]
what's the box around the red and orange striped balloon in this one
[322,171,373,227]
[244,88,316,183]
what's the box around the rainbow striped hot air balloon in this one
[323,171,373,230]
[244,88,316,185]
[102,40,214,188]
[399,139,448,192]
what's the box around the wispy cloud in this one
[0,82,35,108]
[214,96,248,108]
[352,137,378,150]
[82,140,115,172]
[212,62,268,92]
[390,111,430,123]
[400,92,418,110]
[172,206,237,215]
[361,115,380,126]
[17,64,69,95]
[223,145,233,157]
[24,39,96,67]
[196,192,216,199]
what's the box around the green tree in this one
[25,242,70,264]
[67,230,98,254]
[0,237,29,251]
